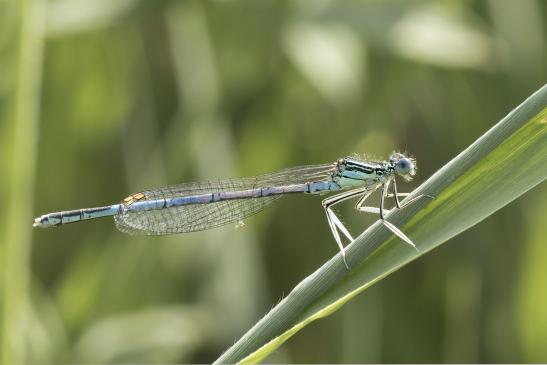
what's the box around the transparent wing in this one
[114,162,337,235]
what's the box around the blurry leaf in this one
[1,1,44,364]
[55,245,108,330]
[389,4,494,69]
[442,263,481,362]
[28,282,70,364]
[517,187,547,361]
[488,0,547,80]
[215,85,547,364]
[283,22,364,105]
[45,0,142,36]
[73,306,212,363]
[44,31,136,141]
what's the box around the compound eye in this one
[396,158,412,174]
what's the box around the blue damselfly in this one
[34,153,429,266]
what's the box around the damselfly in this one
[34,153,430,267]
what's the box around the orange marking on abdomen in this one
[122,192,146,206]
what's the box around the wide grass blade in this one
[215,84,547,364]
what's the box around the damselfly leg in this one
[322,187,373,268]
[357,180,435,251]
[321,176,435,269]
[354,180,416,250]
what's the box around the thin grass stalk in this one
[1,0,44,364]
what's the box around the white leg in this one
[328,208,354,242]
[370,193,435,213]
[322,187,371,268]
[385,192,410,198]
[354,190,389,215]
[356,206,390,215]
[356,180,419,251]
[390,177,401,208]
[325,208,345,257]
[361,193,430,214]
[381,220,417,250]
[324,207,349,268]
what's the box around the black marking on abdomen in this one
[60,209,82,224]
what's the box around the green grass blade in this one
[1,1,45,364]
[215,84,547,364]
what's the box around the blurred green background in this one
[1,0,546,363]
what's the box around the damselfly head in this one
[389,153,416,180]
